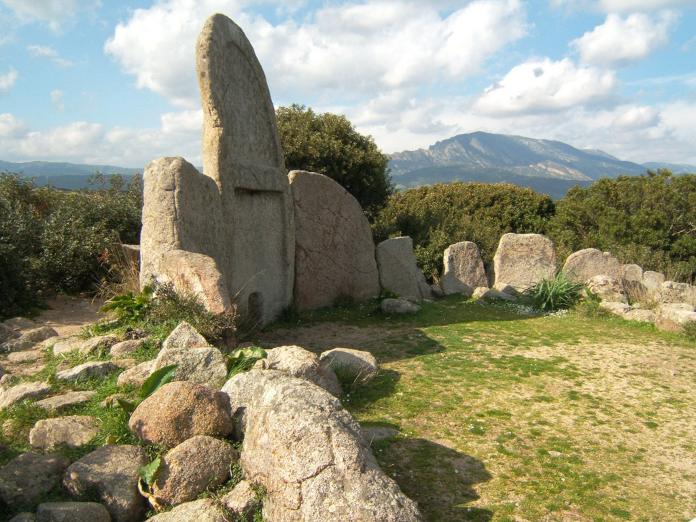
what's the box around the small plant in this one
[114,364,178,414]
[227,346,267,378]
[526,273,584,312]
[101,286,154,322]
[684,321,696,340]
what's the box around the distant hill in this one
[0,160,140,190]
[643,162,696,174]
[389,131,649,197]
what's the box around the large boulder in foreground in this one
[221,370,422,521]
[562,248,621,283]
[263,345,342,396]
[289,170,380,311]
[440,241,488,296]
[0,452,70,507]
[586,275,627,303]
[129,381,233,448]
[376,237,431,302]
[655,303,696,332]
[493,233,556,293]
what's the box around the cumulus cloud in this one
[572,12,675,66]
[105,0,526,107]
[0,67,17,93]
[0,113,26,137]
[473,58,616,115]
[27,44,74,67]
[551,0,692,11]
[1,0,99,30]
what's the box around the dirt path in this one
[32,295,104,336]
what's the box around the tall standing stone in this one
[140,14,294,325]
[376,237,431,302]
[289,171,380,311]
[562,248,621,284]
[493,233,556,293]
[440,241,488,296]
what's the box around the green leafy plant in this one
[227,346,267,378]
[526,273,584,312]
[101,286,154,322]
[139,456,162,488]
[139,364,178,398]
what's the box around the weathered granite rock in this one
[430,283,445,298]
[35,391,96,411]
[221,370,422,521]
[36,502,111,522]
[440,241,488,296]
[30,416,99,451]
[56,362,117,382]
[146,499,230,522]
[319,348,378,384]
[0,452,70,506]
[0,323,18,343]
[110,339,146,357]
[120,243,140,267]
[621,264,643,283]
[117,360,155,388]
[152,435,236,506]
[264,345,342,396]
[473,287,516,301]
[128,381,233,448]
[151,345,228,389]
[642,271,665,298]
[289,170,380,311]
[161,322,209,351]
[659,281,696,306]
[376,237,431,302]
[8,512,36,522]
[493,233,556,293]
[141,14,295,326]
[380,298,421,314]
[586,275,627,303]
[563,248,622,283]
[655,303,696,332]
[3,317,35,330]
[63,444,146,522]
[7,350,44,363]
[623,309,656,323]
[221,480,259,521]
[599,301,631,315]
[51,336,82,356]
[2,327,58,353]
[0,381,52,410]
[78,335,119,356]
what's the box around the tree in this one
[276,104,392,217]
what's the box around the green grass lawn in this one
[260,297,696,522]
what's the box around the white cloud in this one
[572,12,675,66]
[551,0,692,12]
[160,109,202,134]
[27,44,74,67]
[611,105,659,128]
[50,89,64,111]
[0,67,17,93]
[105,0,527,107]
[0,113,26,137]
[1,0,99,30]
[473,58,616,115]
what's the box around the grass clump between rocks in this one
[525,273,584,312]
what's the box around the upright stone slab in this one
[376,237,431,302]
[562,248,621,284]
[140,14,294,325]
[289,170,379,311]
[440,241,488,296]
[493,233,556,293]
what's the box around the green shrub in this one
[683,321,696,340]
[526,273,584,312]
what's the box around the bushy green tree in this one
[373,182,555,280]
[276,104,392,217]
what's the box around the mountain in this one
[643,162,696,174]
[389,131,649,198]
[0,160,140,190]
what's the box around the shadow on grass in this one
[375,436,493,521]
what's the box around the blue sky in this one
[1,0,695,167]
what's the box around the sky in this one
[0,0,695,167]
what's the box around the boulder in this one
[621,264,643,283]
[562,248,622,283]
[220,480,260,521]
[623,309,656,323]
[78,335,119,356]
[659,281,696,306]
[376,237,431,302]
[3,317,35,330]
[319,348,378,384]
[161,321,209,351]
[7,350,44,363]
[51,336,82,356]
[117,360,155,388]
[151,345,228,389]
[0,323,18,343]
[35,391,96,411]
[56,362,117,382]
[63,444,147,522]
[36,502,111,522]
[264,345,342,396]
[110,339,146,357]
[440,241,488,296]
[0,381,52,410]
[152,435,236,506]
[146,499,230,522]
[221,370,422,521]
[289,170,380,311]
[380,298,421,314]
[8,513,36,522]
[29,416,99,450]
[493,233,556,293]
[2,327,58,353]
[128,381,233,448]
[642,271,665,298]
[655,303,696,332]
[599,301,631,316]
[586,275,627,303]
[0,452,70,506]
[473,287,516,301]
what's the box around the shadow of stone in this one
[342,369,400,412]
[374,437,493,521]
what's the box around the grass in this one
[258,295,696,521]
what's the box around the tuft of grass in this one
[525,273,584,312]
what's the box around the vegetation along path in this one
[259,297,696,522]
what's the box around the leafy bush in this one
[526,273,584,312]
[102,286,154,322]
[226,346,267,378]
[277,104,393,217]
[683,321,696,340]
